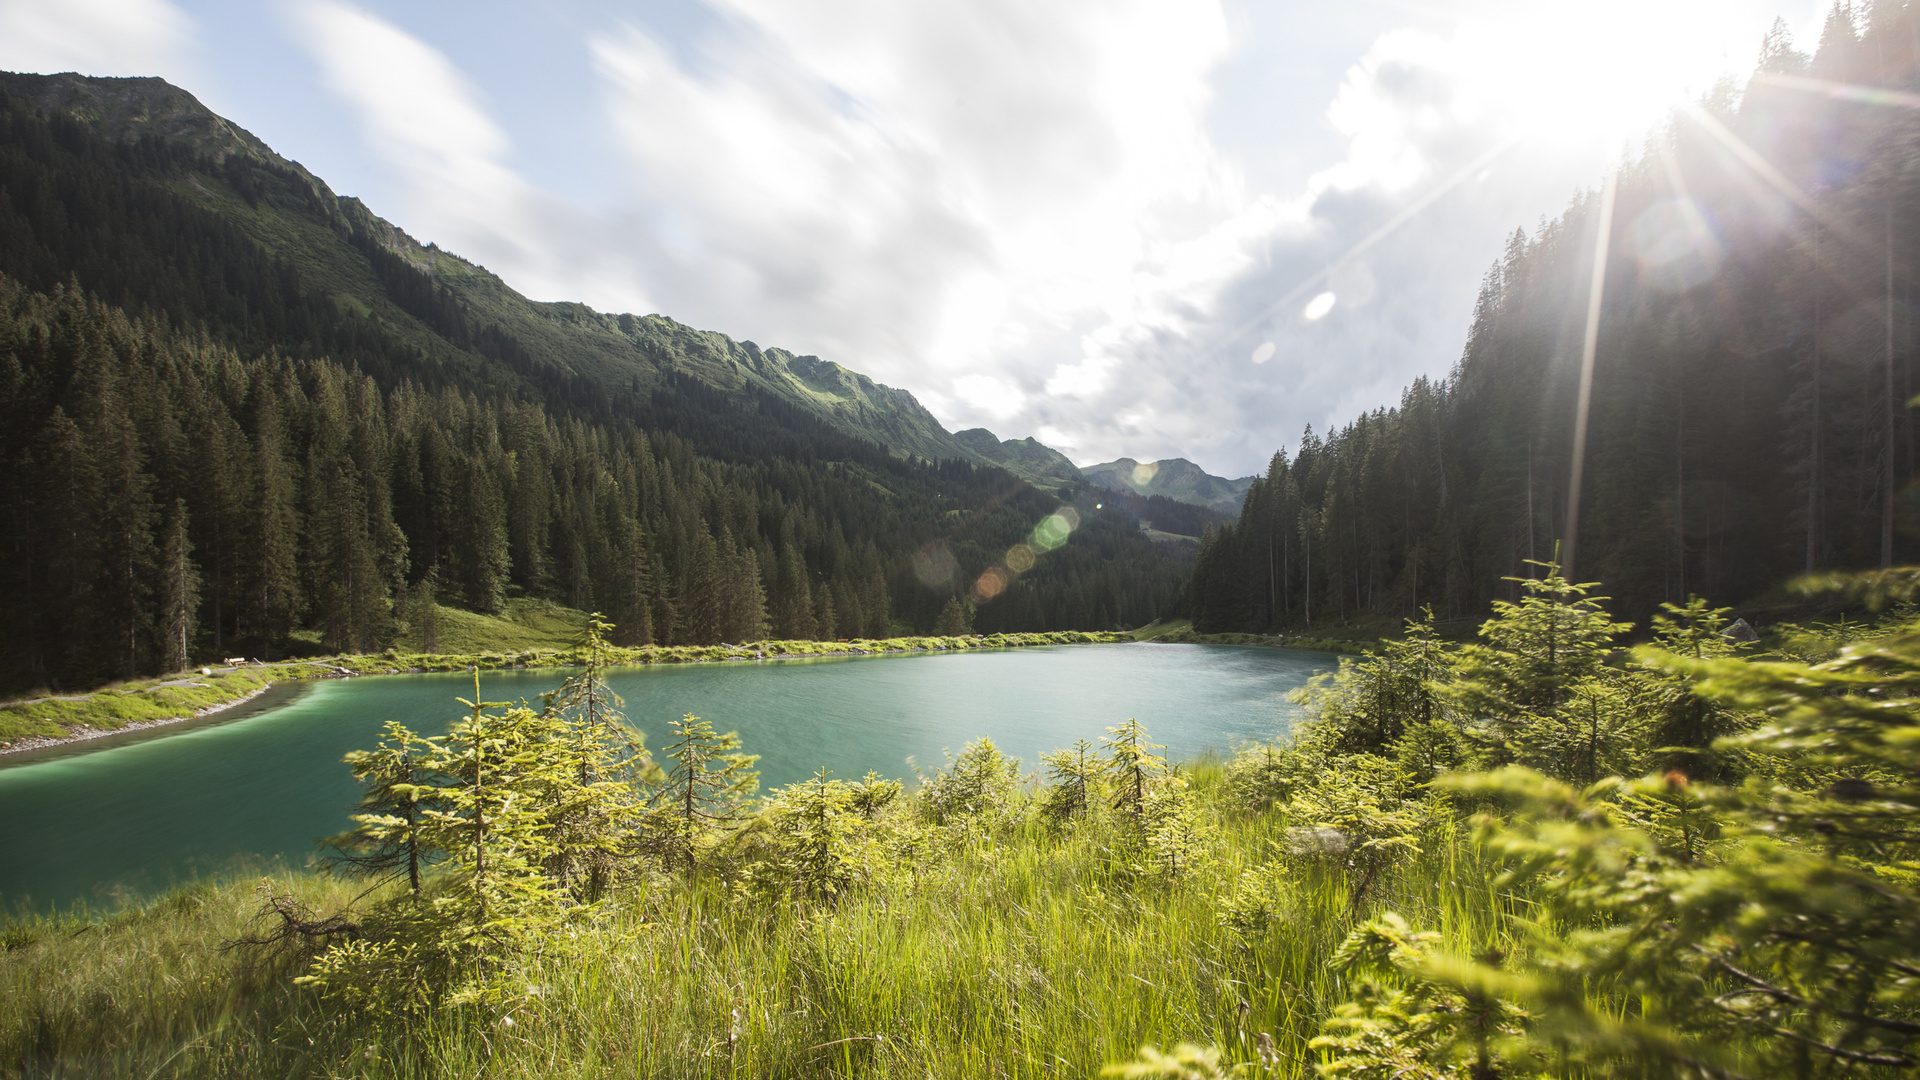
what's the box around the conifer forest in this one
[0,76,1181,693]
[20,4,1920,1080]
[1193,7,1920,634]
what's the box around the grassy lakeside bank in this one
[0,758,1508,1080]
[1130,618,1369,655]
[0,631,1130,750]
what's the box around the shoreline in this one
[0,631,1132,763]
[0,683,281,760]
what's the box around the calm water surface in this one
[0,643,1330,909]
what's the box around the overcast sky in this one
[0,0,1828,475]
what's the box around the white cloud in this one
[287,0,614,305]
[0,0,194,78]
[587,0,1263,431]
[269,0,1820,476]
[951,373,1027,421]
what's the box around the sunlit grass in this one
[0,762,1514,1079]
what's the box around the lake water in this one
[0,643,1332,910]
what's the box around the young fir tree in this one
[1295,609,1456,757]
[1447,561,1632,772]
[639,715,759,875]
[920,736,1022,826]
[1102,719,1167,831]
[1041,738,1108,821]
[328,720,444,897]
[539,613,652,901]
[756,768,869,903]
[1629,596,1757,782]
[305,674,625,1009]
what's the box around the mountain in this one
[0,71,983,466]
[0,70,1190,690]
[951,429,1084,490]
[1081,458,1254,516]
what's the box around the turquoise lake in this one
[0,642,1332,909]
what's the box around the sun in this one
[1441,0,1784,155]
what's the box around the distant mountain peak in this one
[1081,457,1253,515]
[952,428,1083,490]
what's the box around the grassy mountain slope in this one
[951,428,1085,490]
[0,71,977,465]
[1082,457,1254,515]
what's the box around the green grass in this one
[0,762,1512,1079]
[401,598,594,654]
[0,668,277,747]
[1129,619,1370,655]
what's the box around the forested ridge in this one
[0,77,1185,693]
[1193,5,1920,633]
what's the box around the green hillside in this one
[0,73,1190,691]
[0,71,981,466]
[952,427,1085,490]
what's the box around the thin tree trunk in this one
[1885,204,1897,569]
[1809,219,1823,574]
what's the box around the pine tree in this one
[776,544,815,639]
[157,498,199,672]
[813,580,838,641]
[1447,562,1632,769]
[246,386,301,658]
[639,715,758,875]
[933,595,974,636]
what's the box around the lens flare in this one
[1130,461,1158,486]
[1250,341,1275,364]
[1030,507,1081,552]
[1303,291,1336,321]
[1627,198,1723,292]
[1005,543,1036,572]
[972,566,1012,603]
[912,541,959,588]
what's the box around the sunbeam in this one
[1753,71,1920,111]
[1563,168,1618,581]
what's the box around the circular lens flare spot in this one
[1303,292,1337,321]
[1250,341,1276,364]
[972,566,1012,603]
[1627,198,1724,292]
[1005,543,1036,573]
[1030,508,1081,552]
[912,542,959,588]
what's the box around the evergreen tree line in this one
[1192,4,1920,633]
[0,275,1182,693]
